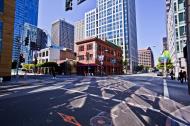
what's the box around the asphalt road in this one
[0,74,190,126]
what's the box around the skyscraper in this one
[166,0,187,76]
[12,0,39,61]
[51,19,74,51]
[85,9,97,38]
[138,47,154,68]
[74,19,85,42]
[85,0,138,73]
[74,19,85,52]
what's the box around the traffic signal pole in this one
[185,0,190,95]
[16,25,22,79]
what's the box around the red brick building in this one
[76,37,123,75]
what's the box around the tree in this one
[23,64,35,71]
[156,50,174,70]
[135,65,144,72]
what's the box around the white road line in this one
[163,79,169,98]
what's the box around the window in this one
[46,51,48,56]
[89,54,93,60]
[176,42,180,53]
[174,2,177,12]
[179,12,185,22]
[176,28,179,38]
[79,46,84,51]
[87,44,93,50]
[0,0,4,12]
[78,55,84,61]
[0,20,3,53]
[43,52,45,57]
[179,26,185,36]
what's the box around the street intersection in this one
[0,73,190,126]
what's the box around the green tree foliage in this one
[23,64,35,70]
[135,65,144,72]
[156,50,174,70]
[40,62,58,68]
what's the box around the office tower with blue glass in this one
[12,0,39,61]
[85,0,138,73]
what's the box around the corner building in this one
[0,0,15,81]
[85,0,138,73]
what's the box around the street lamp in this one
[86,52,90,76]
[104,49,108,75]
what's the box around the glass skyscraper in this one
[12,0,39,61]
[85,0,138,73]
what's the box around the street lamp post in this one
[104,49,108,75]
[86,52,90,76]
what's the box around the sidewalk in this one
[0,74,84,90]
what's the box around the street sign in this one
[159,57,168,64]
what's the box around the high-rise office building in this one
[85,9,97,38]
[85,0,138,73]
[0,0,15,81]
[21,23,38,64]
[12,0,39,61]
[74,19,85,42]
[37,28,48,50]
[166,0,187,76]
[74,19,85,52]
[51,19,74,51]
[138,47,154,68]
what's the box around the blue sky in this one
[38,0,166,65]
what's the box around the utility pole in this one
[185,0,190,94]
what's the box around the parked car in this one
[157,71,163,76]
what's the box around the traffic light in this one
[77,0,86,5]
[19,54,25,63]
[65,0,73,11]
[25,37,29,46]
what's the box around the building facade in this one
[0,0,15,81]
[35,47,75,64]
[85,0,138,73]
[163,37,168,50]
[51,19,74,51]
[166,0,187,76]
[74,19,85,42]
[85,9,97,38]
[76,37,123,75]
[36,28,47,50]
[74,19,85,52]
[138,47,154,68]
[12,0,39,61]
[21,23,38,64]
